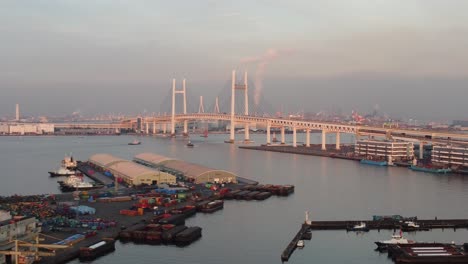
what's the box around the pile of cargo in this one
[97,196,132,203]
[42,216,117,231]
[196,200,224,213]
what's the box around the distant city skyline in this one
[1,1,467,121]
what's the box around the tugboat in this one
[186,140,194,148]
[61,154,77,170]
[375,231,415,250]
[49,166,76,177]
[128,139,141,145]
[346,222,370,232]
[58,175,101,192]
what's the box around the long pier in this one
[308,219,468,230]
[281,224,310,262]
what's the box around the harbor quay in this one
[0,154,294,264]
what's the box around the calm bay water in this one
[1,134,468,264]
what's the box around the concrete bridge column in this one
[152,122,156,134]
[267,122,271,145]
[244,124,250,142]
[229,122,235,143]
[321,130,327,150]
[281,126,285,144]
[145,122,149,134]
[292,127,297,147]
[183,120,188,137]
[419,142,424,159]
[163,123,167,134]
[306,129,310,147]
[336,132,341,150]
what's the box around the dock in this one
[239,145,360,161]
[281,223,310,262]
[77,164,114,186]
[308,219,468,230]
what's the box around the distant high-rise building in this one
[15,103,20,121]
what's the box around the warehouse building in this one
[134,152,237,184]
[355,139,414,164]
[88,154,176,186]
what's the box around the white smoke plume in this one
[241,48,293,106]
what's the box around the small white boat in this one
[186,140,194,147]
[61,154,77,169]
[297,240,304,248]
[49,166,76,177]
[347,222,369,232]
[404,221,420,228]
[128,139,141,145]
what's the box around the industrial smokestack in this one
[15,104,19,121]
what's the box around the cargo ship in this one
[79,238,115,261]
[375,232,414,251]
[410,165,451,174]
[360,159,388,166]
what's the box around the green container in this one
[177,193,186,199]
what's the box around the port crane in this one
[0,234,69,264]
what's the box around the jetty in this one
[308,219,468,230]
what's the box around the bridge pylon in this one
[228,70,249,143]
[171,79,188,137]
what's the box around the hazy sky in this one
[1,1,467,121]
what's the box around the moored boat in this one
[61,154,77,170]
[79,238,115,261]
[375,231,415,251]
[200,200,224,213]
[174,226,202,245]
[360,159,388,166]
[186,140,194,147]
[58,175,102,192]
[297,240,304,248]
[49,166,76,177]
[346,222,370,232]
[410,165,451,174]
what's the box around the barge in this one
[254,192,272,200]
[388,243,468,263]
[199,200,224,213]
[360,159,388,166]
[79,238,115,261]
[410,165,451,174]
[162,225,188,242]
[175,226,202,245]
[158,214,186,226]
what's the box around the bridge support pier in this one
[281,127,285,144]
[292,127,297,147]
[163,123,167,134]
[244,124,250,142]
[266,123,271,145]
[183,120,188,137]
[152,122,156,134]
[227,121,235,143]
[306,129,310,147]
[336,132,341,150]
[145,122,149,134]
[321,130,327,150]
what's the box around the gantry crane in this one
[0,234,69,264]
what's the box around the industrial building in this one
[0,123,54,135]
[134,152,238,184]
[0,212,41,264]
[88,154,176,186]
[432,145,468,166]
[354,139,414,164]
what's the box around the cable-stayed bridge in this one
[55,70,468,149]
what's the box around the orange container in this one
[137,208,144,216]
